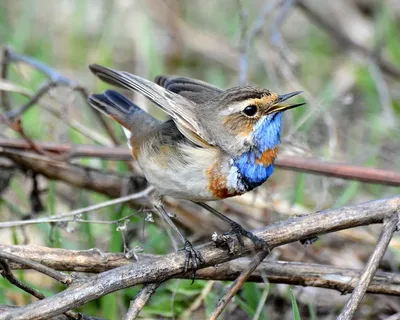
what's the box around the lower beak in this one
[269,91,305,113]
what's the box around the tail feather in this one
[88,90,140,129]
[88,90,161,146]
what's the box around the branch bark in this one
[123,283,160,320]
[2,244,400,296]
[1,196,398,320]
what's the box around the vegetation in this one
[0,1,399,319]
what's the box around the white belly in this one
[137,141,223,201]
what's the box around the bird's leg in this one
[154,205,205,279]
[194,202,268,252]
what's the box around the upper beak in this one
[268,91,305,113]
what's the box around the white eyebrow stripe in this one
[220,100,249,115]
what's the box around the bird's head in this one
[203,86,304,157]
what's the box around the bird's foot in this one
[215,222,268,254]
[180,240,205,282]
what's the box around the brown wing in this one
[89,64,215,147]
[155,75,222,105]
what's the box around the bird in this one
[88,64,304,275]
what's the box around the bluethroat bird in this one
[88,64,304,274]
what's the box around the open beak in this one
[268,91,305,113]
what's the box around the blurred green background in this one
[0,0,399,319]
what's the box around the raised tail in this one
[88,89,140,129]
[88,89,160,141]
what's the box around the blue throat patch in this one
[234,113,282,190]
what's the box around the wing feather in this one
[155,75,222,104]
[89,64,215,146]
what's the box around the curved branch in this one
[2,244,400,295]
[2,196,399,319]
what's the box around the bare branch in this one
[0,259,45,300]
[275,157,400,187]
[0,47,12,111]
[4,81,66,120]
[208,249,270,320]
[0,148,147,199]
[237,0,280,85]
[123,283,160,320]
[3,244,400,295]
[0,47,120,147]
[297,0,400,80]
[1,196,398,319]
[270,0,298,67]
[338,214,399,319]
[0,251,72,285]
[0,186,152,228]
[2,139,399,186]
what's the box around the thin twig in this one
[237,0,248,85]
[4,81,63,120]
[0,47,11,111]
[208,249,270,320]
[181,281,215,319]
[237,0,280,85]
[1,47,119,147]
[338,213,399,320]
[0,258,45,300]
[122,283,160,320]
[3,196,398,320]
[296,0,400,80]
[0,148,148,206]
[0,186,153,228]
[0,251,72,285]
[2,139,399,186]
[270,0,298,67]
[4,48,73,84]
[253,283,270,320]
[0,259,81,320]
[367,57,394,125]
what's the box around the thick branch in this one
[2,196,399,319]
[3,244,400,295]
[0,251,71,285]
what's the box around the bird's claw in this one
[180,240,205,282]
[224,222,269,252]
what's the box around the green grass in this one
[289,288,301,320]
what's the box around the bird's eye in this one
[242,105,258,117]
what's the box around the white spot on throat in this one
[122,127,132,150]
[226,161,246,193]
